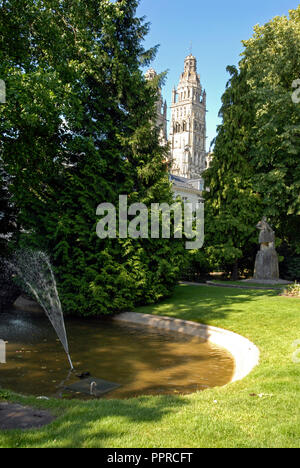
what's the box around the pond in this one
[0,307,234,399]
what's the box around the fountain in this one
[0,251,236,400]
[8,249,74,370]
[0,308,235,399]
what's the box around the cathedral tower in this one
[145,68,168,146]
[169,55,207,179]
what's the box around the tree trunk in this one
[231,260,239,281]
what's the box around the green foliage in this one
[180,249,211,282]
[284,282,300,297]
[241,8,300,253]
[203,66,262,276]
[203,7,300,274]
[0,390,10,400]
[280,256,300,281]
[0,0,186,315]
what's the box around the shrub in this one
[284,282,300,297]
[180,250,211,283]
[280,257,300,281]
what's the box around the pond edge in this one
[113,312,260,383]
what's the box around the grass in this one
[0,284,299,448]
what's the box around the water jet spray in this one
[8,249,74,370]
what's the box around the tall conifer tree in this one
[0,0,186,315]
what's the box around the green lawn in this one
[0,285,299,448]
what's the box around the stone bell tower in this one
[169,55,207,179]
[145,68,168,146]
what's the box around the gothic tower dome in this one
[183,54,198,79]
[145,68,157,81]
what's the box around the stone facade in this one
[146,55,207,206]
[145,68,168,147]
[170,174,204,211]
[169,55,207,179]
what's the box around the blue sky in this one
[137,0,299,149]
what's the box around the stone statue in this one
[253,217,279,280]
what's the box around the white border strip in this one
[113,312,260,383]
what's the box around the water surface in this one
[0,308,234,399]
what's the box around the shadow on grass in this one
[0,394,189,447]
[136,284,278,325]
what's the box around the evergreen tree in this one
[203,67,262,278]
[0,0,186,315]
[203,7,300,276]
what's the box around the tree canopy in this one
[203,6,300,277]
[0,0,187,315]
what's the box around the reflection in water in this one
[0,308,234,399]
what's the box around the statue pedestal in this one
[254,248,279,281]
[242,279,291,285]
